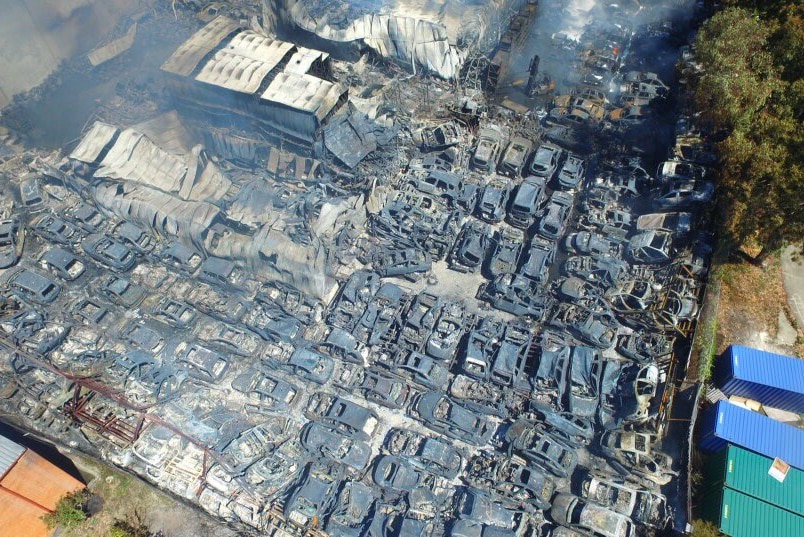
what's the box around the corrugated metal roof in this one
[0,434,25,478]
[718,487,804,537]
[724,345,804,395]
[161,15,241,77]
[261,72,345,121]
[699,401,804,470]
[2,450,84,511]
[715,444,804,515]
[195,32,295,94]
[0,488,53,537]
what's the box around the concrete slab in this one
[777,310,797,346]
[781,246,804,337]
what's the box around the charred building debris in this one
[0,0,713,535]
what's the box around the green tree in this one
[693,5,804,263]
[694,8,780,131]
[41,489,91,530]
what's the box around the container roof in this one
[720,444,804,515]
[718,487,804,537]
[710,401,804,470]
[727,345,804,395]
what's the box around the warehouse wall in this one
[0,0,142,109]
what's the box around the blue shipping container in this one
[699,401,804,470]
[715,345,804,413]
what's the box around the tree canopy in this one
[693,2,804,261]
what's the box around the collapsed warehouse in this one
[0,1,713,536]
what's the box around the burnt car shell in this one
[326,481,376,536]
[537,191,575,240]
[627,231,673,264]
[6,269,61,305]
[319,396,379,442]
[0,217,24,269]
[97,274,146,308]
[528,144,564,179]
[508,177,546,229]
[349,368,410,409]
[114,221,154,253]
[456,488,515,528]
[283,348,335,385]
[471,128,504,172]
[557,154,586,190]
[498,137,533,177]
[39,247,86,281]
[506,421,578,478]
[30,214,81,245]
[415,391,495,446]
[372,455,421,494]
[231,368,298,413]
[551,493,634,537]
[477,185,511,223]
[300,421,372,471]
[283,465,341,527]
[82,233,136,272]
[651,180,714,209]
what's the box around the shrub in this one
[41,489,91,530]
[691,519,724,537]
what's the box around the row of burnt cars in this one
[0,185,678,536]
[0,5,713,537]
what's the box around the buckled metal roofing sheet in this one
[69,121,120,164]
[283,47,329,75]
[161,15,241,77]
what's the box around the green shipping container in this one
[703,487,804,537]
[705,444,804,515]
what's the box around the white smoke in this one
[561,0,598,40]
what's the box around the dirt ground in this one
[62,451,239,537]
[715,253,804,358]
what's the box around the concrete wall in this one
[0,0,141,109]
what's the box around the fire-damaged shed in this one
[161,16,346,143]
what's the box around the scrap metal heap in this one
[0,1,713,535]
